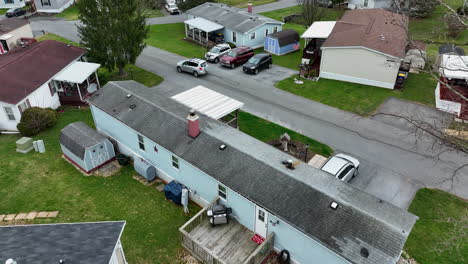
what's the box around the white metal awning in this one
[171,85,244,120]
[301,21,336,39]
[53,61,101,84]
[441,54,468,79]
[0,34,13,40]
[184,17,224,32]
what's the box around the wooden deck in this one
[189,219,258,264]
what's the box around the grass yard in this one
[54,5,79,20]
[143,8,164,18]
[276,72,437,116]
[147,23,208,58]
[36,33,163,87]
[239,111,334,157]
[0,109,199,264]
[217,0,276,8]
[0,9,7,16]
[404,188,468,264]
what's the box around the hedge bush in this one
[17,107,58,137]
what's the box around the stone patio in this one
[0,211,59,221]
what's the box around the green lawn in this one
[276,72,437,116]
[408,0,468,45]
[36,33,163,87]
[143,8,164,18]
[147,23,208,58]
[0,9,7,16]
[405,188,468,264]
[239,111,334,157]
[0,109,199,264]
[54,5,80,20]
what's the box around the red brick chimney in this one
[187,110,200,139]
[248,2,253,13]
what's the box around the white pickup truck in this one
[165,0,180,15]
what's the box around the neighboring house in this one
[60,121,116,173]
[0,221,127,264]
[319,9,408,89]
[33,0,73,13]
[0,0,26,9]
[348,0,393,9]
[435,54,468,120]
[0,17,33,54]
[0,40,100,131]
[185,2,283,48]
[88,81,418,264]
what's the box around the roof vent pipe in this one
[188,110,200,139]
[247,2,253,13]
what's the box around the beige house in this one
[319,9,408,89]
[0,18,33,54]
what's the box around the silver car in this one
[176,58,208,77]
[205,44,231,63]
[321,153,360,183]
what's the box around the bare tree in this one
[297,0,325,28]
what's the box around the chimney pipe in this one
[248,3,252,13]
[187,110,200,139]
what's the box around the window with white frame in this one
[138,134,145,151]
[265,29,269,36]
[40,0,51,6]
[4,0,14,4]
[3,107,15,121]
[218,185,227,200]
[273,26,278,33]
[17,99,30,114]
[250,32,256,40]
[172,155,179,169]
[232,32,237,43]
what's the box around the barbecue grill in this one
[207,204,232,227]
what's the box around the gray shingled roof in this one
[88,81,418,264]
[60,121,108,159]
[186,2,283,34]
[0,221,125,264]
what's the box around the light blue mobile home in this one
[88,81,418,264]
[60,121,115,173]
[185,3,283,49]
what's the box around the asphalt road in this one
[30,4,468,210]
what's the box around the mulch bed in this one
[267,139,315,163]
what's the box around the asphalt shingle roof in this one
[186,2,282,34]
[0,221,125,264]
[88,81,418,264]
[60,121,109,159]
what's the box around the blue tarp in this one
[164,181,183,205]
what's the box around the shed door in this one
[255,205,268,238]
[92,144,109,167]
[268,38,276,54]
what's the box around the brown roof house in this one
[319,9,408,89]
[0,18,34,55]
[0,40,101,131]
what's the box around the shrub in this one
[17,107,58,136]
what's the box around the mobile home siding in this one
[0,0,25,9]
[34,0,73,13]
[242,24,283,49]
[91,105,350,264]
[3,24,34,51]
[320,47,400,89]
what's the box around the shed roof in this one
[184,17,224,32]
[88,81,418,264]
[171,85,244,120]
[440,54,468,79]
[0,17,29,36]
[0,40,84,105]
[60,121,109,159]
[268,29,299,46]
[322,9,408,58]
[0,221,125,264]
[439,44,465,56]
[186,2,282,34]
[53,61,101,84]
[301,21,336,39]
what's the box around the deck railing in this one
[179,198,225,264]
[242,232,275,264]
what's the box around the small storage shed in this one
[264,29,300,56]
[60,122,115,173]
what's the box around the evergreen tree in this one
[77,0,148,75]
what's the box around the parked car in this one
[321,153,360,183]
[5,8,27,18]
[165,1,180,14]
[243,53,273,74]
[317,0,333,8]
[219,46,254,69]
[205,44,231,63]
[176,58,208,77]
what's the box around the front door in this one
[255,205,268,238]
